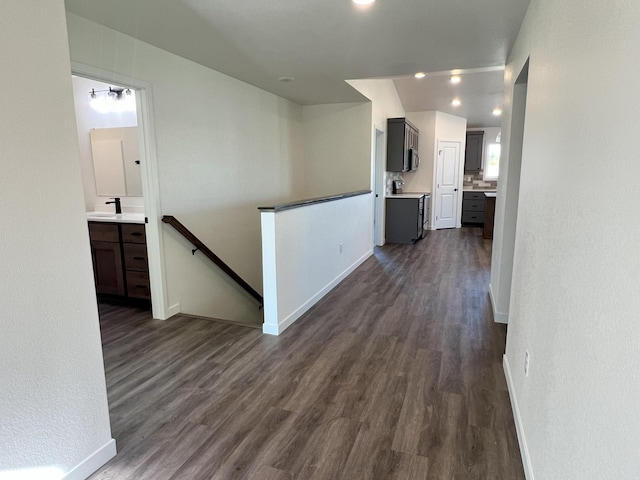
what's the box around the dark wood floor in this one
[90,227,524,480]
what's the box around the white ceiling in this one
[394,68,506,127]
[64,0,529,120]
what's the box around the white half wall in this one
[67,13,305,324]
[261,193,374,335]
[496,0,640,478]
[0,1,114,478]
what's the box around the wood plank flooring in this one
[90,227,524,480]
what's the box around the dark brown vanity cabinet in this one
[464,131,484,173]
[387,118,419,172]
[89,222,150,301]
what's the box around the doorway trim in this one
[489,58,529,325]
[71,61,170,320]
[373,127,385,246]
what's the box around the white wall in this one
[404,111,436,195]
[301,102,372,197]
[67,13,305,324]
[0,1,114,478]
[346,79,405,245]
[434,112,467,228]
[496,0,640,478]
[71,75,143,212]
[261,193,373,335]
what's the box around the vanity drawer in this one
[126,270,150,299]
[123,243,148,271]
[88,222,120,243]
[121,223,146,244]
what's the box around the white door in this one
[435,141,461,229]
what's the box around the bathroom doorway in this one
[70,64,169,320]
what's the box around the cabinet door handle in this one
[133,256,145,260]
[131,232,143,237]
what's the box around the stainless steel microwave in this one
[409,148,419,171]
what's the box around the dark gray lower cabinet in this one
[462,191,490,224]
[385,196,428,244]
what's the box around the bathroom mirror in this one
[90,126,142,196]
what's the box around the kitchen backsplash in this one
[385,172,404,195]
[386,171,497,194]
[463,172,497,190]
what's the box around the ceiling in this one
[394,68,506,127]
[64,0,529,121]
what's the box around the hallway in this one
[91,227,524,479]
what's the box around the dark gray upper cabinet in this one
[387,118,419,172]
[464,131,484,173]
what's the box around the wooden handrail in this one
[162,216,263,307]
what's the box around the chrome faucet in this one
[106,197,122,214]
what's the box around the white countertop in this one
[387,192,431,199]
[86,212,145,224]
[463,188,497,192]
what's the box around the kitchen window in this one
[484,143,500,180]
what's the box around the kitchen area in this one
[461,128,499,239]
[384,118,431,244]
[383,116,499,244]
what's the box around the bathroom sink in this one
[86,212,145,224]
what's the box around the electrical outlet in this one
[524,350,530,377]
[339,243,343,254]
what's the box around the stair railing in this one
[162,216,263,308]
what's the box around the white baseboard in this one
[63,439,116,480]
[263,249,373,336]
[503,355,534,480]
[167,303,181,318]
[489,283,508,324]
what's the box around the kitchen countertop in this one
[462,188,497,192]
[484,192,497,198]
[387,192,431,199]
[86,212,146,224]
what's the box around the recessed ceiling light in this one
[493,108,502,116]
[414,72,426,79]
[353,0,375,5]
[452,98,461,107]
[450,75,461,84]
[278,76,294,82]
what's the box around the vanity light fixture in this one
[414,72,426,79]
[89,87,131,100]
[493,108,502,116]
[450,75,461,84]
[89,86,135,113]
[452,98,461,106]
